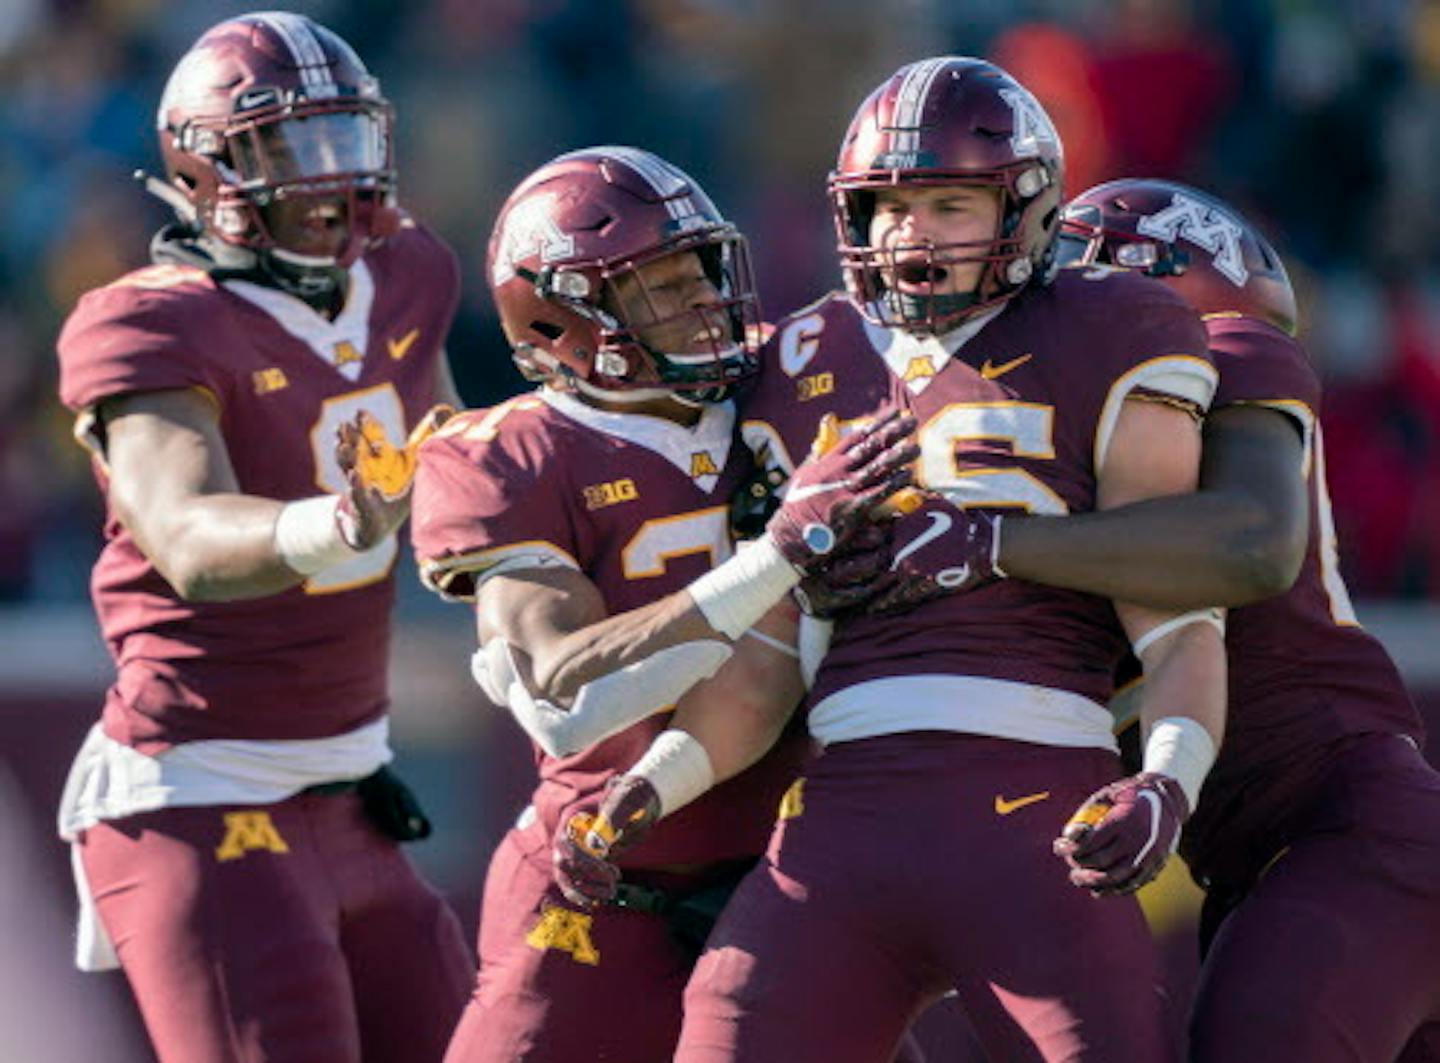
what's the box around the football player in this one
[410,146,915,1063]
[902,178,1440,1063]
[671,57,1225,1063]
[53,14,472,1063]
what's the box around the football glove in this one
[553,775,662,909]
[765,408,918,573]
[335,403,456,550]
[1053,772,1189,896]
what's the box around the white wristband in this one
[273,496,358,576]
[1132,607,1225,659]
[687,534,801,640]
[629,729,716,818]
[1142,716,1217,811]
[990,513,1008,579]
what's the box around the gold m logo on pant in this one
[526,906,600,965]
[215,811,291,862]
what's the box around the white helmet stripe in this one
[598,145,692,222]
[890,57,953,157]
[254,11,333,90]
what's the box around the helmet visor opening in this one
[231,109,388,186]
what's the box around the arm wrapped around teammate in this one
[797,493,1005,617]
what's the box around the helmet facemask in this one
[832,163,1058,336]
[183,89,396,269]
[530,225,761,404]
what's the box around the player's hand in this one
[552,775,662,909]
[793,522,894,619]
[765,408,918,573]
[859,495,1004,614]
[335,404,456,550]
[1053,772,1189,896]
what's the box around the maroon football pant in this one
[677,732,1180,1063]
[1190,735,1440,1063]
[443,815,699,1063]
[81,790,472,1063]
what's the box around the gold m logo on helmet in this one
[215,811,290,862]
[526,906,600,965]
[689,451,720,478]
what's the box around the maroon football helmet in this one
[831,57,1065,332]
[487,146,761,400]
[156,11,397,266]
[1058,179,1298,336]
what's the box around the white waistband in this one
[57,718,392,840]
[809,674,1118,752]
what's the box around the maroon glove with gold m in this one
[1053,772,1189,896]
[552,776,662,909]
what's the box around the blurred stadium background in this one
[3,0,1440,1058]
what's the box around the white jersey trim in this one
[221,259,376,382]
[1094,354,1218,471]
[540,388,736,494]
[57,716,392,840]
[809,674,1118,752]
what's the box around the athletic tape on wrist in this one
[688,534,801,640]
[1142,715,1217,811]
[990,513,1008,579]
[1131,608,1225,659]
[629,730,716,818]
[273,496,358,576]
[470,637,732,758]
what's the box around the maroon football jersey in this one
[57,220,456,753]
[411,393,809,868]
[1181,314,1423,887]
[743,269,1213,711]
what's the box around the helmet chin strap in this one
[259,247,349,308]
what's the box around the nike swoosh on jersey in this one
[388,327,421,360]
[994,791,1051,815]
[890,509,952,571]
[979,353,1032,380]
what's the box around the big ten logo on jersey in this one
[584,478,639,510]
[215,811,290,862]
[1136,192,1248,286]
[492,194,576,285]
[526,905,601,965]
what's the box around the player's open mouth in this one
[894,261,948,291]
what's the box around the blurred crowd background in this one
[2,0,1439,1059]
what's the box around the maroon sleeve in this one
[1208,315,1321,412]
[56,268,231,414]
[410,402,580,600]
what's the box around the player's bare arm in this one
[471,410,914,749]
[102,388,298,600]
[553,598,804,908]
[1054,396,1226,894]
[103,388,427,601]
[993,402,1307,609]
